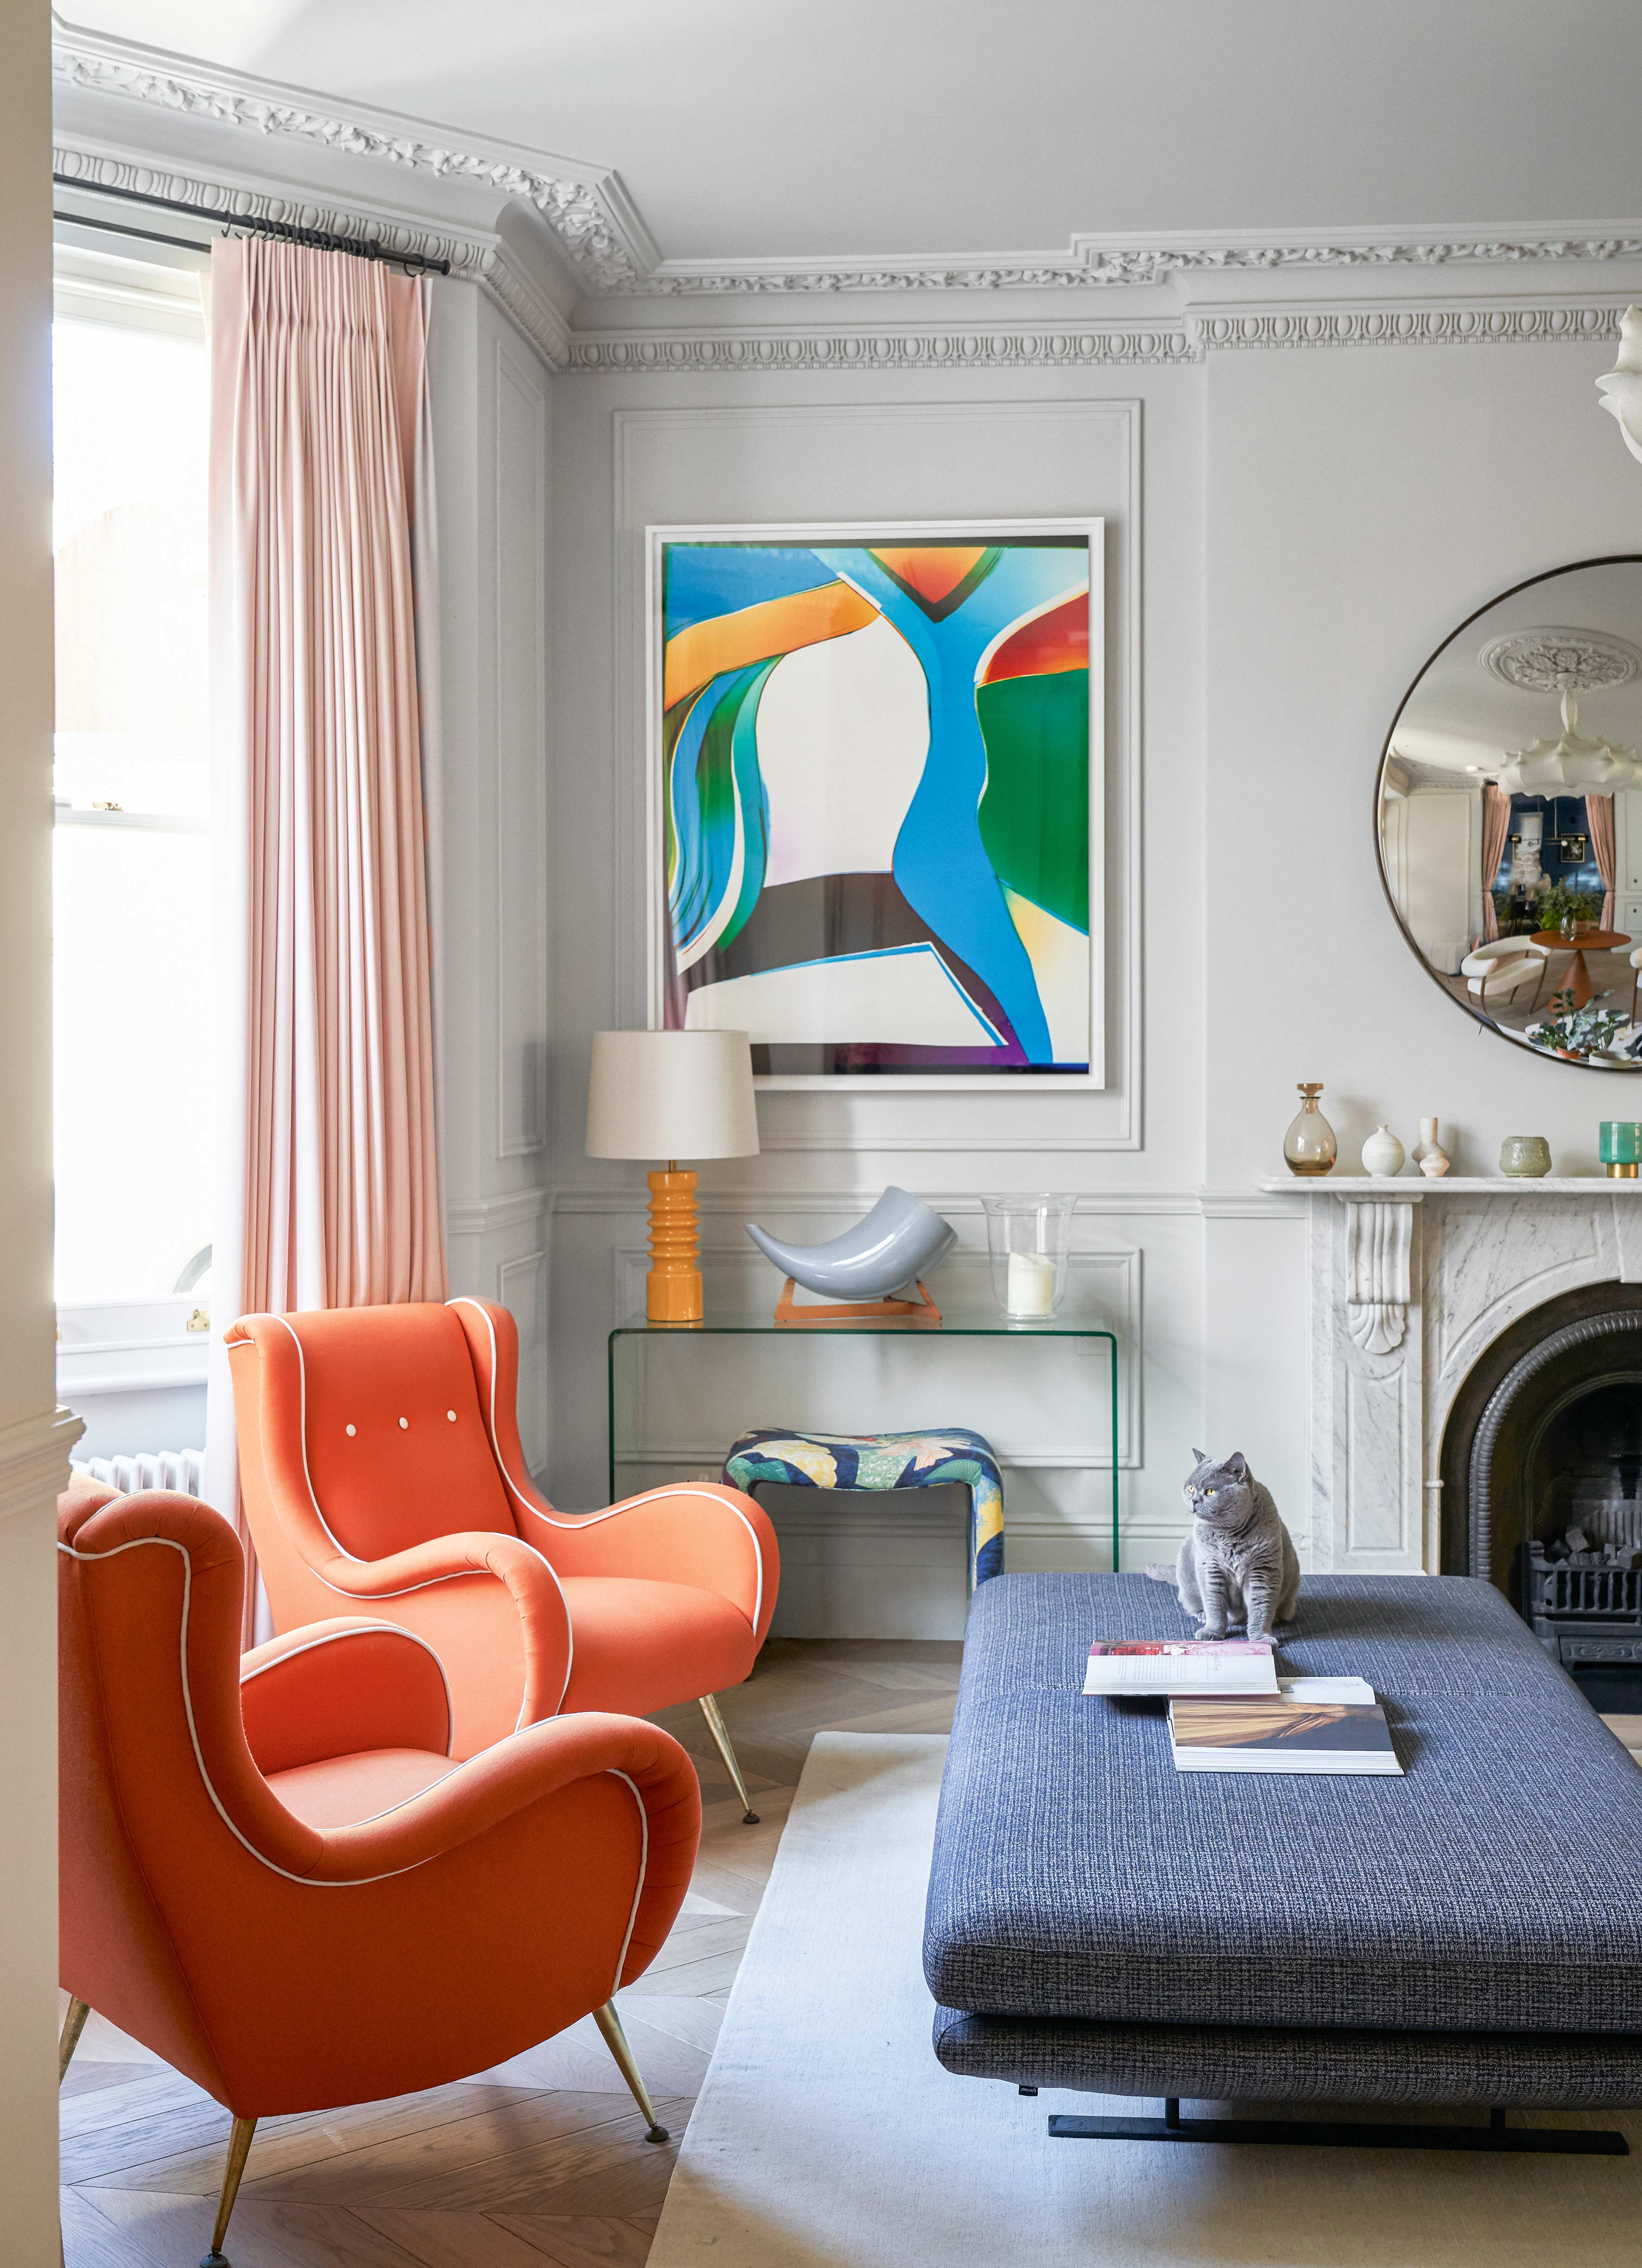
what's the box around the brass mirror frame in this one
[1374,552,1642,1072]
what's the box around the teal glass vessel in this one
[1599,1121,1642,1178]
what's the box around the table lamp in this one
[586,1029,760,1322]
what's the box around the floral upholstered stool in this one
[722,1427,1004,1591]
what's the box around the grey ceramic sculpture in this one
[746,1187,956,1303]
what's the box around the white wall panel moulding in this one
[553,1186,1205,1217]
[446,1184,552,1238]
[610,400,1143,1151]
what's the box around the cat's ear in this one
[1227,1451,1248,1476]
[1192,1448,1208,1465]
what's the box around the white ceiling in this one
[59,1,1642,264]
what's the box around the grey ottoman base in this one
[933,2007,1642,2107]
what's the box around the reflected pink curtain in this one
[204,239,446,1634]
[1480,784,1511,941]
[1589,793,1617,931]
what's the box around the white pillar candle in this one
[1007,1249,1056,1315]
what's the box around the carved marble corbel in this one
[1344,1198,1414,1355]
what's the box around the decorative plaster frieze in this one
[1198,305,1621,352]
[566,325,1197,373]
[565,304,1628,376]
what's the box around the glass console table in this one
[607,1309,1121,1570]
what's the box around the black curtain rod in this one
[51,172,451,276]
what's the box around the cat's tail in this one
[1144,1563,1178,1584]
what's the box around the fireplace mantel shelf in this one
[1257,1176,1642,1197]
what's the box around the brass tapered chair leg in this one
[698,1691,759,1823]
[593,2001,669,2143]
[200,2115,257,2268]
[58,1997,90,2086]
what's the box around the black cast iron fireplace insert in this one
[1441,1283,1642,1712]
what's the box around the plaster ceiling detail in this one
[52,31,650,291]
[1480,627,1642,696]
[51,21,1642,306]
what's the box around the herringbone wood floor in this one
[57,1648,1642,2266]
[59,1638,963,2268]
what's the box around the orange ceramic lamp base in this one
[646,1166,703,1323]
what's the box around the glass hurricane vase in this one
[1283,1083,1338,1177]
[981,1195,1078,1318]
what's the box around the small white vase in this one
[1413,1117,1450,1177]
[1361,1124,1406,1177]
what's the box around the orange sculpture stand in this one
[773,1277,942,1327]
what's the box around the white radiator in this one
[71,1449,206,1499]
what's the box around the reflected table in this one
[1529,927,1631,1011]
[607,1308,1121,1570]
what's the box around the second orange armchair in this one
[227,1298,778,1813]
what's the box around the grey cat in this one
[1146,1448,1301,1643]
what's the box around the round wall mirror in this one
[1377,555,1642,1070]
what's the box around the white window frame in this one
[51,220,215,1413]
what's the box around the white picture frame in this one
[646,515,1105,1090]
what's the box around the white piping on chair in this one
[445,1296,586,1713]
[227,1320,360,1561]
[234,1317,571,1723]
[606,1768,649,2000]
[446,1295,764,1633]
[59,1532,448,1888]
[297,1551,568,1731]
[60,1532,644,1887]
[240,1623,456,1759]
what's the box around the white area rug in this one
[648,1731,1642,2268]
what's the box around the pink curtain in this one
[1588,793,1617,932]
[1480,784,1511,941]
[204,239,446,1634]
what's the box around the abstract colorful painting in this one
[648,520,1102,1083]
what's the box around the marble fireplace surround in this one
[1256,1178,1642,1577]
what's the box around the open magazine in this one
[1083,1639,1278,1697]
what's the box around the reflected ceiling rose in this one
[1482,627,1642,793]
[1479,626,1642,694]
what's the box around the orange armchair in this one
[59,1478,698,2267]
[225,1297,778,1815]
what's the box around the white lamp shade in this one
[586,1029,760,1161]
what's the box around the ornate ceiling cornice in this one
[49,18,1642,335]
[627,234,1642,299]
[51,21,651,293]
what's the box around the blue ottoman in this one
[925,1572,1642,2135]
[723,1427,1004,1589]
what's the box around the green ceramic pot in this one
[1599,1122,1642,1178]
[1499,1135,1553,1179]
